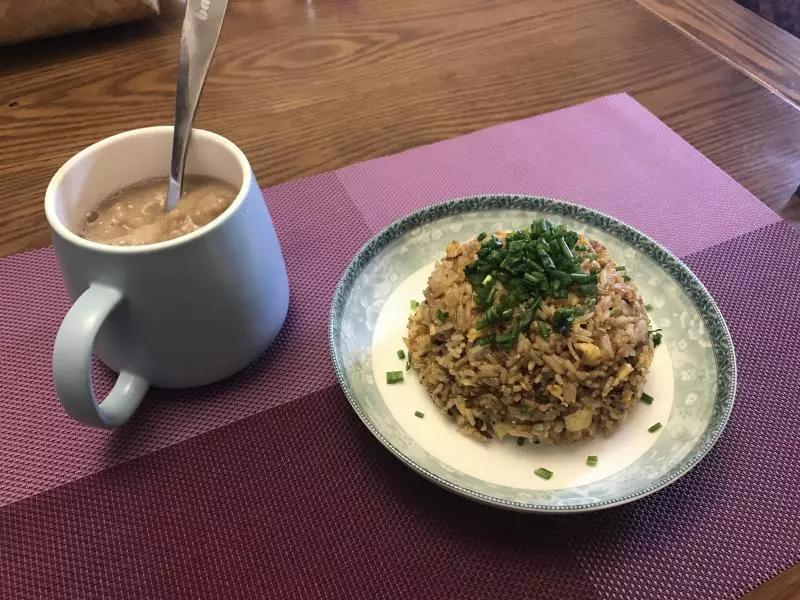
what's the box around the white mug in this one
[45,127,290,428]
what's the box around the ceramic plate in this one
[329,195,736,512]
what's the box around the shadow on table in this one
[98,324,297,465]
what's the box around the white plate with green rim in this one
[329,195,736,513]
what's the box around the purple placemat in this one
[0,94,797,599]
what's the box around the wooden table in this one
[0,0,797,597]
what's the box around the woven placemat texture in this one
[0,94,796,599]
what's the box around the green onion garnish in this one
[463,219,597,349]
[552,308,575,334]
[623,274,632,282]
[610,308,621,317]
[495,332,516,349]
[535,467,553,480]
[405,360,411,371]
[410,299,419,310]
[386,371,404,384]
[397,349,405,360]
[414,410,425,419]
[648,329,663,348]
[477,232,487,241]
[615,266,626,271]
[586,455,598,467]
[648,422,662,433]
[523,272,544,285]
[558,237,574,260]
[436,309,449,322]
[537,320,549,339]
[570,272,595,283]
[517,437,525,446]
[640,392,654,405]
[645,304,653,311]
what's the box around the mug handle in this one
[53,283,149,428]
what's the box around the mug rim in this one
[44,126,251,255]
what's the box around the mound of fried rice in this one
[405,234,655,444]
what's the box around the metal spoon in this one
[165,0,229,212]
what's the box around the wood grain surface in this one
[743,565,800,600]
[0,0,797,596]
[0,0,799,257]
[637,0,800,108]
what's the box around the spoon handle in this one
[166,0,229,212]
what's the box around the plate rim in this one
[329,194,737,513]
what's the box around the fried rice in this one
[405,232,655,444]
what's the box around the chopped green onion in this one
[640,392,654,405]
[648,328,663,348]
[397,349,405,360]
[586,455,598,467]
[495,332,516,349]
[538,250,556,270]
[464,219,599,348]
[610,308,621,317]
[485,287,497,307]
[405,360,411,371]
[558,237,574,260]
[523,272,544,285]
[623,274,632,282]
[648,422,663,433]
[414,410,425,419]
[517,437,525,446]
[477,232,487,241]
[436,309,449,322]
[615,265,626,271]
[570,272,595,283]
[552,308,575,334]
[386,371,404,384]
[645,304,653,311]
[535,467,553,480]
[537,320,549,339]
[550,269,572,281]
[410,299,419,310]
[518,308,536,332]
